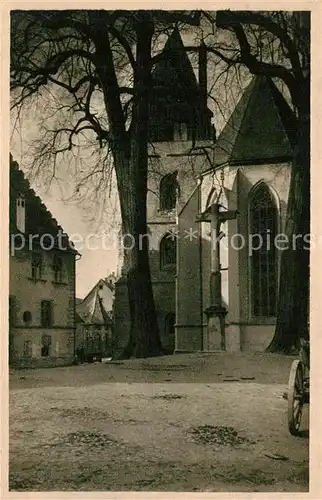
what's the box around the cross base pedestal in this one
[204,305,227,351]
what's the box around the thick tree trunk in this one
[267,81,310,352]
[114,16,163,358]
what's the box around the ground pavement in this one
[9,352,309,492]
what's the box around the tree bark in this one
[267,78,310,352]
[114,16,163,358]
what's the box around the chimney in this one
[198,40,208,138]
[16,193,26,233]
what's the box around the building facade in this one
[9,156,79,367]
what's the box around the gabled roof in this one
[77,277,114,326]
[10,155,77,253]
[214,76,297,167]
[76,288,112,325]
[81,277,114,303]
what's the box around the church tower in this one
[114,28,215,355]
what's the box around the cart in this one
[287,337,309,435]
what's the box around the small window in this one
[53,255,63,283]
[41,300,53,327]
[23,340,32,358]
[31,252,42,280]
[160,172,179,211]
[41,345,50,357]
[160,234,176,269]
[22,310,32,324]
[41,334,52,357]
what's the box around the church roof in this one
[214,76,297,167]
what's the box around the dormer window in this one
[16,193,26,233]
[174,123,188,141]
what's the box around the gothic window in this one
[160,234,176,269]
[31,252,43,280]
[160,172,179,211]
[249,183,278,317]
[53,255,63,283]
[41,300,53,328]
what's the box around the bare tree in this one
[201,11,310,351]
[10,9,202,358]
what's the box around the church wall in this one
[235,162,291,351]
[240,325,275,351]
[198,161,291,352]
[176,187,203,352]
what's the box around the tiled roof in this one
[214,76,297,167]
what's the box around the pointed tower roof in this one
[152,27,199,101]
[214,76,297,167]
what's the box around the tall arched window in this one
[249,183,278,317]
[160,172,179,211]
[160,234,176,269]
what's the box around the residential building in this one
[9,156,79,367]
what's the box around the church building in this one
[114,29,295,355]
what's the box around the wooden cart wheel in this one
[288,359,304,435]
